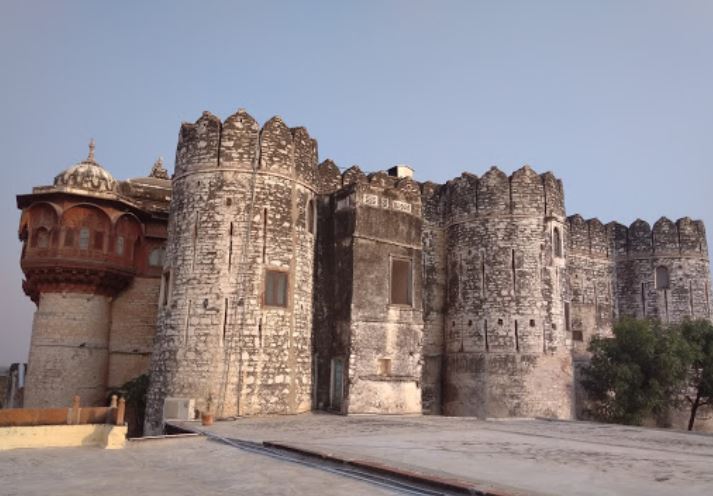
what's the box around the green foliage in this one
[107,374,149,437]
[678,320,713,429]
[582,318,692,425]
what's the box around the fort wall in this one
[146,111,320,433]
[425,166,572,419]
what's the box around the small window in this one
[149,248,165,267]
[160,270,171,307]
[572,330,584,342]
[264,270,288,307]
[390,258,412,305]
[307,199,316,234]
[378,358,391,376]
[116,236,125,256]
[79,228,90,250]
[564,302,571,331]
[553,227,562,258]
[64,228,75,248]
[33,228,49,249]
[93,231,104,251]
[656,266,670,290]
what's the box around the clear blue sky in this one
[1,0,711,365]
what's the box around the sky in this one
[0,0,712,365]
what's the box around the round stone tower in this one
[613,217,712,323]
[145,110,320,433]
[441,165,573,419]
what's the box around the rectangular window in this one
[390,258,412,305]
[378,358,391,376]
[564,302,571,331]
[264,270,288,307]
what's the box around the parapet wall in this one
[440,166,565,222]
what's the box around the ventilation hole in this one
[226,198,232,206]
[497,318,503,326]
[530,319,536,327]
[468,320,473,326]
[452,321,456,327]
[551,323,557,330]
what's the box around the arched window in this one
[64,228,75,247]
[149,248,165,267]
[79,227,90,250]
[553,227,562,258]
[656,266,670,290]
[115,236,125,256]
[32,228,49,249]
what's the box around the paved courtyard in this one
[0,435,401,496]
[181,414,713,496]
[2,415,712,495]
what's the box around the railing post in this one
[71,395,80,424]
[116,397,126,426]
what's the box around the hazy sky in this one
[1,0,712,365]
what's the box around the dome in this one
[53,140,117,193]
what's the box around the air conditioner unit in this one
[163,397,196,421]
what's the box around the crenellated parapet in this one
[219,109,260,169]
[175,111,222,176]
[334,166,423,218]
[605,217,709,259]
[566,215,612,259]
[316,159,341,194]
[440,166,566,224]
[173,110,323,192]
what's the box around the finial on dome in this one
[87,138,96,162]
[150,156,169,180]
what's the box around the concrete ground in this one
[179,414,713,496]
[0,435,402,496]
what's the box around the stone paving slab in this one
[0,435,402,496]
[177,413,713,496]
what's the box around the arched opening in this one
[60,204,112,254]
[656,266,670,290]
[31,227,50,249]
[115,236,125,256]
[114,214,142,261]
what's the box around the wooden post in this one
[110,394,118,408]
[70,395,80,425]
[116,397,126,426]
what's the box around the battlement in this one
[438,165,565,222]
[174,110,319,188]
[568,215,709,258]
[567,215,611,258]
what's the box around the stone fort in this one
[16,108,713,433]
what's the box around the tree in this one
[581,318,692,425]
[678,320,713,431]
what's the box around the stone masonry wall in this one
[146,111,319,433]
[344,175,424,414]
[24,292,111,407]
[108,276,161,389]
[438,166,572,419]
[613,217,712,324]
